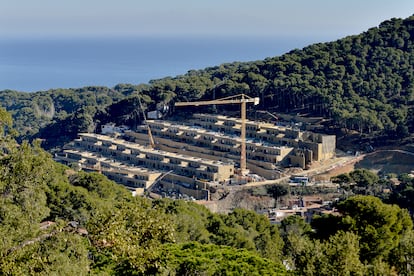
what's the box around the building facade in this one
[130,114,335,174]
[55,133,235,199]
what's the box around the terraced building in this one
[55,114,336,199]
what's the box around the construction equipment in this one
[175,94,259,175]
[145,169,174,195]
[137,95,155,149]
[256,110,279,122]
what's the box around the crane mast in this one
[175,94,259,175]
[137,95,155,149]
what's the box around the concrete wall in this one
[290,154,306,169]
[160,181,209,200]
[321,135,336,159]
[246,161,283,179]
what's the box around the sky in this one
[1,0,414,39]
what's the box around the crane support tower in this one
[137,95,156,149]
[175,94,259,175]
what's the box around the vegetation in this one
[0,107,288,275]
[161,242,286,275]
[388,173,414,215]
[1,16,414,151]
[280,194,413,275]
[151,16,414,140]
[2,14,414,274]
[0,85,139,148]
[1,107,414,274]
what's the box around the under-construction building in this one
[127,114,335,175]
[190,114,336,162]
[55,113,336,199]
[55,132,234,199]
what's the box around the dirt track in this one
[200,148,414,213]
[315,149,414,180]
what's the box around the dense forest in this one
[1,15,414,275]
[0,16,414,151]
[1,16,414,151]
[1,107,414,275]
[0,85,140,139]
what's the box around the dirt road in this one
[229,148,414,189]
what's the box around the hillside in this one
[1,15,414,150]
[0,84,143,139]
[136,16,414,139]
[1,110,414,275]
[143,16,414,137]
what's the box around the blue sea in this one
[0,36,325,92]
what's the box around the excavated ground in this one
[201,146,414,213]
[315,148,414,179]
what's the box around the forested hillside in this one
[1,15,414,148]
[96,15,414,140]
[138,16,414,138]
[1,108,414,275]
[0,85,142,140]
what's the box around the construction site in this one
[55,94,336,200]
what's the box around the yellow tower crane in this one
[175,94,259,175]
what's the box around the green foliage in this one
[0,134,176,275]
[69,171,130,200]
[155,201,285,265]
[160,242,287,276]
[1,230,90,276]
[322,231,365,275]
[388,174,414,216]
[331,173,353,185]
[290,194,414,275]
[46,179,95,224]
[390,229,414,275]
[0,107,12,136]
[0,86,133,145]
[311,214,344,240]
[280,215,312,239]
[2,15,414,149]
[153,199,212,243]
[0,138,93,274]
[293,231,365,276]
[349,169,380,187]
[0,141,52,252]
[266,184,288,199]
[207,209,284,263]
[313,195,413,264]
[37,106,99,151]
[87,198,175,275]
[279,215,314,270]
[331,169,393,197]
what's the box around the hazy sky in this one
[1,0,413,39]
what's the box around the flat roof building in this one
[129,114,335,173]
[56,113,336,199]
[190,114,336,164]
[56,133,235,189]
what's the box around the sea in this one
[0,35,329,93]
